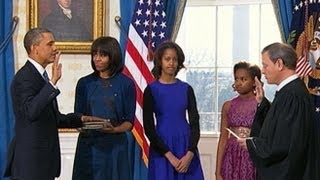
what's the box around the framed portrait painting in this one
[28,0,106,54]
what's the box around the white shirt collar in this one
[27,57,46,76]
[27,58,57,88]
[276,74,298,91]
[58,4,72,19]
[58,4,71,12]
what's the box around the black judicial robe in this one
[246,78,320,180]
[250,97,270,137]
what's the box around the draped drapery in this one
[271,0,295,43]
[164,0,187,41]
[119,0,136,58]
[0,1,15,179]
[119,1,186,180]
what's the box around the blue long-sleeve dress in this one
[143,79,204,180]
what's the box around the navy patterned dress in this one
[72,73,136,180]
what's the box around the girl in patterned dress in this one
[215,61,262,180]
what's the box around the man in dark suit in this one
[3,27,100,180]
[238,42,320,179]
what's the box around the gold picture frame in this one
[28,0,106,54]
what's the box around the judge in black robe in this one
[238,42,320,180]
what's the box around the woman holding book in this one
[72,36,136,180]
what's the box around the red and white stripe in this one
[123,23,153,166]
[296,55,312,77]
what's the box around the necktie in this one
[43,71,49,82]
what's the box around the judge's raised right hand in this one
[254,76,264,104]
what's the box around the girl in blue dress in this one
[72,36,136,180]
[143,41,204,180]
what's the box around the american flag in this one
[123,0,169,166]
[296,54,312,77]
[290,0,314,77]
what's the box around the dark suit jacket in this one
[4,61,82,180]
